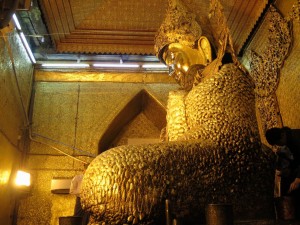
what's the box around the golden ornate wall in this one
[276,2,300,129]
[17,80,178,225]
[242,0,300,145]
[0,28,34,225]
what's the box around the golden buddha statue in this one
[154,0,214,91]
[81,1,275,224]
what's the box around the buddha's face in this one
[162,39,212,90]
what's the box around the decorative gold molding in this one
[248,6,292,98]
[56,43,156,55]
[257,94,283,132]
[247,5,292,135]
[34,70,175,83]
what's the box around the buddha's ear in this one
[197,36,212,64]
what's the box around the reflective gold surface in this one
[82,63,275,224]
[155,0,213,90]
[244,3,298,146]
[162,40,212,90]
[79,1,279,223]
[34,70,175,83]
[98,89,167,152]
[17,81,177,225]
[8,1,300,225]
[0,30,33,225]
[277,1,300,129]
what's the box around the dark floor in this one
[172,219,300,225]
[234,220,300,225]
[185,220,300,225]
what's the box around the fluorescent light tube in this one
[93,63,140,68]
[20,32,36,63]
[41,63,90,68]
[142,64,167,68]
[12,14,21,30]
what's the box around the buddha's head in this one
[154,0,212,90]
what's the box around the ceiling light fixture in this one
[142,64,168,69]
[12,14,36,63]
[12,14,21,30]
[41,63,90,68]
[93,63,140,68]
[20,32,36,63]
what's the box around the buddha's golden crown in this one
[154,0,202,61]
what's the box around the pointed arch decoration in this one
[98,89,166,154]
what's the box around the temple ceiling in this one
[18,0,269,60]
